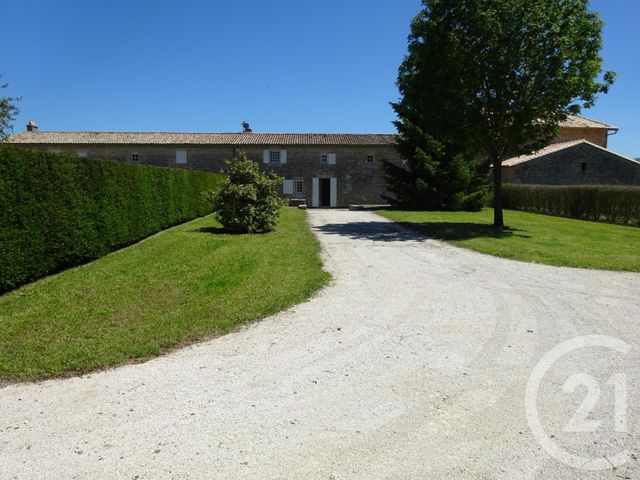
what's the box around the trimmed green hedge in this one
[503,183,640,225]
[0,147,222,292]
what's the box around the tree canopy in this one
[388,0,614,227]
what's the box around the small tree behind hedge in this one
[0,76,20,141]
[208,153,283,233]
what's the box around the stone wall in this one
[25,143,403,208]
[552,127,609,147]
[503,143,640,186]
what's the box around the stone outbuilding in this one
[502,140,640,186]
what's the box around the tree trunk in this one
[492,154,504,229]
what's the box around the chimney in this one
[26,120,39,132]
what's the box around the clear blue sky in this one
[4,0,639,157]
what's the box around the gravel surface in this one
[1,209,639,479]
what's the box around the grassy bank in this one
[378,208,640,272]
[0,208,329,381]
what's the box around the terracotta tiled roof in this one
[7,114,614,146]
[7,131,398,146]
[559,114,617,130]
[502,140,638,167]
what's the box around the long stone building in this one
[10,127,401,208]
[8,115,639,207]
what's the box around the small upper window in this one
[321,154,328,164]
[294,180,304,194]
[77,151,87,158]
[581,162,587,172]
[176,150,187,164]
[367,154,375,163]
[131,153,139,163]
[270,151,281,164]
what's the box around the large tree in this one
[0,76,20,141]
[384,1,490,211]
[391,0,614,228]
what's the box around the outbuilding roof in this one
[559,114,617,130]
[502,139,638,167]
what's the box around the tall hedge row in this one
[502,183,640,225]
[0,147,222,292]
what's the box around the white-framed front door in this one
[312,176,337,208]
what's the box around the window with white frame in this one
[294,180,304,194]
[321,153,336,164]
[131,153,139,162]
[176,150,187,164]
[269,150,281,163]
[367,154,375,163]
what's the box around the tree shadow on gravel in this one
[314,221,527,242]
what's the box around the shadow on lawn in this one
[192,226,267,236]
[192,226,229,235]
[314,221,527,242]
[402,221,529,241]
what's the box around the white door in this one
[330,177,337,208]
[312,177,319,208]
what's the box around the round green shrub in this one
[207,153,284,233]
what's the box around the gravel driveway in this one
[1,209,639,479]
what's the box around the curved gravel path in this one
[1,209,639,479]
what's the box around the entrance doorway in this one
[319,178,331,207]
[312,177,337,207]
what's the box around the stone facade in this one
[18,142,402,208]
[502,142,640,186]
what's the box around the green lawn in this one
[0,208,329,382]
[378,208,640,272]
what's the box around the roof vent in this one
[26,120,38,132]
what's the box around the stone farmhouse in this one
[11,128,401,208]
[8,115,639,208]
